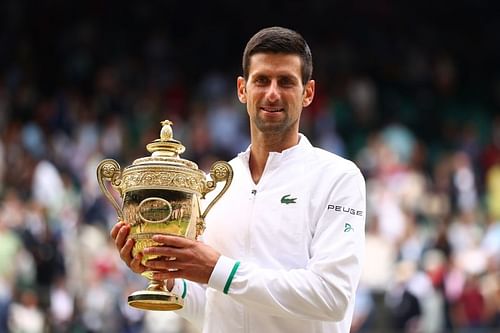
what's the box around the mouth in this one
[260,106,284,113]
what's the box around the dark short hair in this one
[242,26,313,84]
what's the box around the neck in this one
[248,131,299,184]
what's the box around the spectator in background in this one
[7,289,45,333]
[0,201,24,332]
[385,261,422,333]
[0,139,5,195]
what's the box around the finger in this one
[130,253,146,273]
[110,221,125,240]
[145,257,184,271]
[166,279,175,291]
[143,246,185,259]
[120,238,135,263]
[115,224,130,250]
[151,234,194,248]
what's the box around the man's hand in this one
[143,235,221,284]
[110,221,146,274]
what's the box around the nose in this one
[265,80,280,102]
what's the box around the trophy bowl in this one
[96,120,233,311]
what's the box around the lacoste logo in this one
[281,194,297,205]
[344,223,354,232]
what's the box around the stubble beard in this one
[253,112,299,136]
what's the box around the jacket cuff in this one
[171,279,187,299]
[208,255,240,294]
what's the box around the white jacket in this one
[173,134,366,333]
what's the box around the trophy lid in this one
[130,120,199,170]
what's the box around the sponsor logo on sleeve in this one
[327,204,363,216]
[344,223,354,232]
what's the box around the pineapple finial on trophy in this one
[146,120,185,157]
[160,120,173,141]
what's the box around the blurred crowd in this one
[0,1,499,332]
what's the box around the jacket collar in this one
[237,133,312,166]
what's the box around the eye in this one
[254,76,269,86]
[279,77,297,87]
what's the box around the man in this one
[111,26,366,333]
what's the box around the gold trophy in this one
[96,120,233,311]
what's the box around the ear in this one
[302,80,315,108]
[237,76,247,103]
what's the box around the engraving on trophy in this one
[138,197,172,223]
[122,171,204,193]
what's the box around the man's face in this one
[237,53,314,135]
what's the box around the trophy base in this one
[128,290,184,311]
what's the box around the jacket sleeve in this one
[172,279,206,330]
[207,169,366,321]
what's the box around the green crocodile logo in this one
[281,194,297,205]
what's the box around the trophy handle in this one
[201,161,233,220]
[96,159,124,219]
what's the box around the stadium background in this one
[0,1,498,332]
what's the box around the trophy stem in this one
[127,273,184,311]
